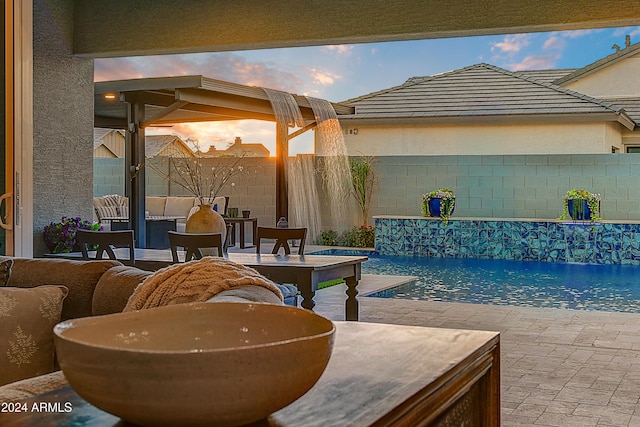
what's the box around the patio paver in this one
[312,279,640,427]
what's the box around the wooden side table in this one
[0,322,500,427]
[225,217,258,249]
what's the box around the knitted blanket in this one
[123,257,283,312]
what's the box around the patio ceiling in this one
[94,75,354,128]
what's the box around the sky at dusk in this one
[94,26,640,156]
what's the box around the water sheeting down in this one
[287,155,321,240]
[306,96,352,232]
[263,88,305,132]
[263,88,321,237]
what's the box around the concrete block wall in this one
[94,157,279,231]
[94,159,126,196]
[94,153,640,245]
[370,154,640,222]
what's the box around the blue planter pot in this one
[567,199,592,220]
[427,198,455,218]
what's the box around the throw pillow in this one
[95,205,120,220]
[0,258,13,286]
[0,285,69,386]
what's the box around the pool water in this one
[313,250,640,312]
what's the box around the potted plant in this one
[559,188,601,223]
[422,188,455,224]
[43,216,102,253]
[349,155,379,226]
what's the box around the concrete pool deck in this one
[230,244,640,425]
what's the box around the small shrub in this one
[318,226,375,248]
[317,229,339,246]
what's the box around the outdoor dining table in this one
[45,249,367,321]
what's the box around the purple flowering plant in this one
[43,216,102,253]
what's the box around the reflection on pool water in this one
[313,249,640,312]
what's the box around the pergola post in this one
[124,93,147,248]
[275,125,288,223]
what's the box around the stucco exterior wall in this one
[341,122,613,156]
[604,122,623,152]
[564,54,640,98]
[33,0,94,255]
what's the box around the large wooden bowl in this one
[54,302,335,427]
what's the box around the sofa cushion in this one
[0,285,69,386]
[1,257,122,321]
[145,196,167,216]
[92,266,152,316]
[95,205,120,220]
[0,259,12,286]
[164,196,198,217]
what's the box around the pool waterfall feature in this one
[375,216,640,265]
[264,88,351,240]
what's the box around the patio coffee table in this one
[0,322,500,427]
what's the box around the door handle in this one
[0,193,13,230]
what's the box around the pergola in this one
[94,75,354,247]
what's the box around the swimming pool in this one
[312,249,640,312]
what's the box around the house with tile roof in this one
[93,130,195,159]
[196,137,270,157]
[336,42,640,156]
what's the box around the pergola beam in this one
[288,122,317,140]
[141,100,189,128]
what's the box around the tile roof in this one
[341,63,634,129]
[602,98,640,124]
[513,69,575,84]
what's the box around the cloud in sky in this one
[491,34,530,54]
[322,45,354,57]
[95,52,305,93]
[508,55,560,71]
[542,35,566,50]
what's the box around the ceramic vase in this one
[186,204,227,235]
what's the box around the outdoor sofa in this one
[93,195,228,231]
[0,256,282,401]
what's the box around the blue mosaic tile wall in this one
[374,217,640,265]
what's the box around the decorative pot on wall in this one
[427,198,455,218]
[567,199,592,221]
[186,204,227,235]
